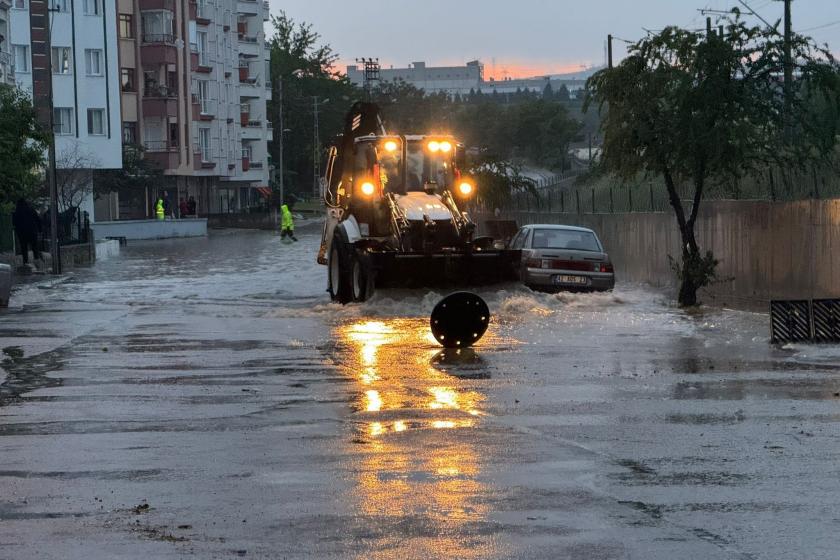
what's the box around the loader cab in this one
[404,136,461,195]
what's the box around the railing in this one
[142,33,176,44]
[249,161,264,169]
[239,35,258,43]
[144,84,176,97]
[144,140,174,152]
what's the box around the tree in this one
[0,85,48,210]
[542,82,554,99]
[557,84,571,102]
[51,141,100,212]
[93,145,164,218]
[585,13,840,306]
[267,11,358,199]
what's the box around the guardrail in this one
[144,84,176,98]
[143,140,175,152]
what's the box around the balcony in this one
[196,2,211,23]
[139,0,174,10]
[143,87,178,118]
[143,140,179,170]
[262,0,269,20]
[141,34,178,65]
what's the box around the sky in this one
[272,0,840,79]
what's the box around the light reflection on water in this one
[337,319,498,558]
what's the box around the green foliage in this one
[0,85,49,210]
[267,11,359,199]
[93,145,163,195]
[669,250,719,307]
[585,11,840,306]
[471,157,537,210]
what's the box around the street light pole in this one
[312,96,329,200]
[278,74,284,206]
[41,3,60,274]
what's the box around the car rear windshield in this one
[531,229,601,252]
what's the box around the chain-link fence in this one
[503,165,840,214]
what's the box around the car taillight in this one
[525,258,542,268]
[592,262,614,273]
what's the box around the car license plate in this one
[553,275,589,285]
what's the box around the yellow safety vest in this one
[281,204,293,230]
[155,199,165,220]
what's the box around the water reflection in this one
[337,319,496,558]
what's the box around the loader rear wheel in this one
[328,230,353,304]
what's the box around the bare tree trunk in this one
[663,168,702,306]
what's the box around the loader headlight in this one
[360,181,376,196]
[458,181,474,196]
[427,140,440,153]
[383,140,399,152]
[439,141,452,153]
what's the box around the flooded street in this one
[2,228,840,559]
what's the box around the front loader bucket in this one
[367,249,521,289]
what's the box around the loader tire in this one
[328,229,353,304]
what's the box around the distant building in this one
[345,59,592,98]
[111,0,272,220]
[0,0,12,84]
[10,0,123,221]
[347,60,484,95]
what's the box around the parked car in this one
[509,224,615,292]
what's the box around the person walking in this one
[155,197,165,220]
[11,199,42,267]
[280,201,297,242]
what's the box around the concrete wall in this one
[92,219,207,240]
[491,198,840,308]
[207,212,278,230]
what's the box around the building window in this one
[87,109,105,135]
[85,49,103,76]
[49,0,69,12]
[123,122,137,144]
[13,0,27,9]
[120,68,135,91]
[13,45,29,73]
[51,47,72,74]
[53,107,73,135]
[196,30,208,66]
[83,0,101,15]
[142,11,174,43]
[198,128,210,162]
[169,123,179,147]
[119,14,134,38]
[196,80,209,113]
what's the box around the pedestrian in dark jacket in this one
[11,199,42,265]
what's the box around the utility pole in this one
[782,0,793,141]
[277,74,284,206]
[706,16,713,37]
[31,0,61,274]
[607,34,613,69]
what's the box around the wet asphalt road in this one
[2,229,840,559]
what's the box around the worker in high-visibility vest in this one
[280,201,297,242]
[155,198,165,220]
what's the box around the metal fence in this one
[505,166,840,214]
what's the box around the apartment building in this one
[9,0,122,220]
[0,0,12,84]
[112,0,271,219]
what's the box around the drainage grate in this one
[770,300,812,344]
[812,300,840,343]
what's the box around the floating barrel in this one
[430,292,490,348]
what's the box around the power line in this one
[799,19,840,33]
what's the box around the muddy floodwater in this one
[2,229,840,559]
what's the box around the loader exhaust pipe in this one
[430,292,490,348]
